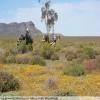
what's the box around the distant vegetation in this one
[0,37,100,96]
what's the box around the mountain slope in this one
[0,21,42,37]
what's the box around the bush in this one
[5,55,16,64]
[40,43,55,59]
[65,47,77,61]
[51,53,59,61]
[84,47,95,59]
[0,48,5,55]
[0,55,5,63]
[54,42,62,52]
[31,55,46,66]
[15,53,32,64]
[64,63,85,76]
[32,49,39,56]
[53,89,76,96]
[17,40,27,54]
[0,48,6,63]
[83,59,97,72]
[0,72,20,92]
[76,49,89,63]
[44,34,49,42]
[15,53,46,65]
[9,48,18,55]
[94,48,100,55]
[95,55,100,70]
[17,40,33,54]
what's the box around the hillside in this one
[0,21,42,37]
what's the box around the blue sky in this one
[0,0,100,36]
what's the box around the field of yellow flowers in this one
[0,37,100,96]
[0,64,100,96]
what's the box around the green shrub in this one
[94,48,100,55]
[0,72,20,92]
[65,47,77,61]
[26,44,33,51]
[17,40,27,53]
[0,48,6,63]
[53,89,76,96]
[84,47,95,59]
[79,44,84,48]
[32,49,39,56]
[40,43,55,59]
[54,42,62,52]
[51,53,59,61]
[44,34,49,42]
[77,50,89,63]
[31,55,46,66]
[64,63,85,76]
[5,55,16,64]
[66,55,75,61]
[17,40,33,54]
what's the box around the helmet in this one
[26,28,29,31]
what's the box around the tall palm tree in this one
[41,0,58,42]
[47,9,58,36]
[41,1,50,35]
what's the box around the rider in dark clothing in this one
[25,28,33,45]
[17,28,33,51]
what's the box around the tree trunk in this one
[52,25,55,41]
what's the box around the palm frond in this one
[45,0,50,9]
[41,7,46,20]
